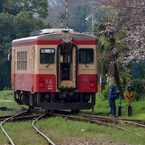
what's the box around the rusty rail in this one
[50,112,143,137]
[4,92,14,100]
[0,115,13,121]
[82,114,145,128]
[32,113,55,145]
[0,110,28,145]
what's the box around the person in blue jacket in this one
[106,84,117,117]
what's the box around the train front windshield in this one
[79,48,94,64]
[40,48,55,64]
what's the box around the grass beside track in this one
[0,90,145,145]
[86,93,145,120]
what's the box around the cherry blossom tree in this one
[93,0,145,97]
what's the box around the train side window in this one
[21,51,23,70]
[17,51,27,71]
[79,48,94,64]
[40,48,55,64]
[17,52,20,70]
[24,51,27,70]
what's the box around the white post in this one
[100,76,102,94]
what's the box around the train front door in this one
[57,44,78,91]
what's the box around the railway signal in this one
[126,85,133,116]
[126,92,133,103]
[61,15,62,28]
[66,0,68,29]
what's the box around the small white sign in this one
[48,85,53,90]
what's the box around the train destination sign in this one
[41,49,54,53]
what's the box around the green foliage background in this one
[126,79,144,101]
[0,0,52,90]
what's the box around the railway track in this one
[81,114,145,126]
[0,108,144,144]
[32,113,55,145]
[53,110,145,127]
[49,111,145,137]
[0,93,55,145]
[1,92,144,143]
[0,108,55,145]
[0,110,28,145]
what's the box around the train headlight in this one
[62,33,72,43]
[40,83,44,88]
[90,83,95,88]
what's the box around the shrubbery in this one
[102,78,145,101]
[102,85,110,100]
[126,79,144,101]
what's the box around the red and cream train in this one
[8,29,98,111]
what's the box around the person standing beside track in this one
[106,84,118,117]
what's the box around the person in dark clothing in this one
[106,84,117,117]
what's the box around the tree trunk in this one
[109,32,124,99]
[114,61,124,99]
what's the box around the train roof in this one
[12,28,97,44]
[30,28,74,36]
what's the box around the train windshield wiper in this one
[45,63,50,67]
[44,57,53,67]
[82,62,89,68]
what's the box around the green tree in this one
[0,10,52,90]
[13,10,35,38]
[69,5,91,32]
[14,10,52,38]
[44,21,53,29]
[0,12,14,90]
[0,0,11,13]
[6,0,48,18]
[34,17,52,30]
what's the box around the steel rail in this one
[4,92,14,100]
[8,115,41,122]
[123,121,145,128]
[0,115,13,120]
[0,110,28,145]
[32,114,55,145]
[82,114,143,124]
[0,115,40,122]
[51,113,130,131]
[82,114,145,127]
[51,113,143,137]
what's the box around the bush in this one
[102,85,110,99]
[119,69,131,91]
[126,79,144,93]
[132,91,139,101]
[126,79,144,101]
